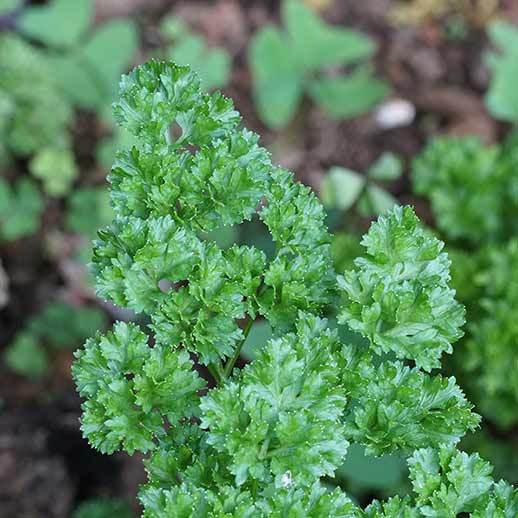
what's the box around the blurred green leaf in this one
[358,184,398,216]
[321,167,365,211]
[28,301,107,349]
[487,21,518,54]
[52,19,137,110]
[160,16,188,40]
[202,225,239,249]
[330,232,363,273]
[249,26,302,129]
[167,32,230,91]
[486,55,518,123]
[0,0,20,15]
[335,443,406,490]
[97,125,136,169]
[29,147,78,196]
[73,497,133,518]
[368,152,403,181]
[0,34,72,158]
[241,320,273,360]
[19,0,92,48]
[485,21,518,123]
[0,177,44,241]
[283,0,375,70]
[4,333,48,379]
[81,19,138,101]
[249,0,386,129]
[308,68,388,119]
[66,187,113,237]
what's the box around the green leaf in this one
[28,301,107,349]
[73,321,205,454]
[363,184,399,215]
[66,187,113,237]
[283,0,375,70]
[4,333,48,379]
[368,152,403,181]
[19,0,92,48]
[485,22,518,122]
[241,319,273,360]
[29,147,78,197]
[321,167,365,211]
[486,54,518,123]
[308,68,388,119]
[336,443,406,490]
[0,177,44,241]
[249,26,302,128]
[338,206,465,371]
[0,35,72,157]
[0,0,20,15]
[52,19,137,110]
[487,21,518,57]
[201,314,348,487]
[73,498,132,518]
[167,32,231,90]
[343,359,479,455]
[80,19,138,107]
[412,136,506,243]
[409,446,493,515]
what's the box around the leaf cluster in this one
[0,34,73,168]
[71,61,518,515]
[249,0,388,129]
[413,131,518,432]
[412,134,518,244]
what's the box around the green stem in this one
[222,318,254,379]
[207,363,222,384]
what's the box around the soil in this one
[1,0,516,515]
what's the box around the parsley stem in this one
[207,363,222,384]
[222,318,254,380]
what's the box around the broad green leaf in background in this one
[487,20,518,54]
[241,320,273,360]
[97,126,137,169]
[0,177,44,241]
[358,184,398,216]
[81,20,138,103]
[0,0,20,15]
[170,38,230,91]
[321,167,365,211]
[368,152,403,181]
[66,187,113,238]
[248,0,387,128]
[160,17,230,91]
[29,147,78,197]
[202,225,239,249]
[486,55,518,123]
[73,498,132,518]
[19,0,92,48]
[249,26,302,128]
[335,443,406,491]
[308,68,389,119]
[28,301,107,349]
[4,333,48,379]
[50,19,137,110]
[283,0,374,70]
[485,21,518,123]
